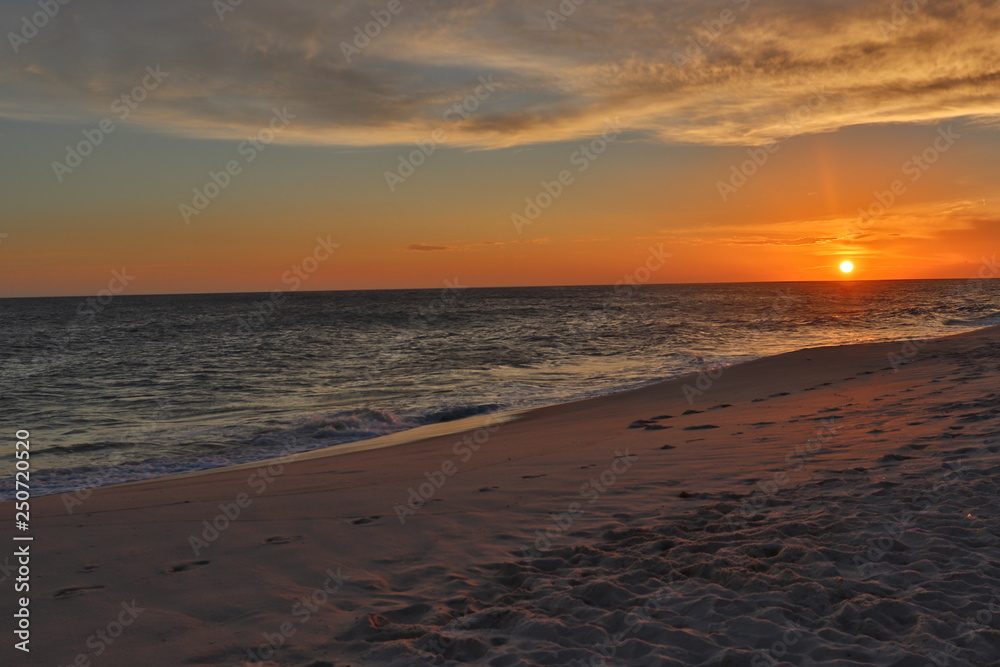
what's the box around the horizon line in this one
[1,275,993,301]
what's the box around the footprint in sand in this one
[652,414,673,420]
[521,474,547,479]
[368,613,390,628]
[478,485,501,491]
[351,516,382,525]
[52,585,105,598]
[627,419,654,429]
[683,424,719,431]
[682,409,703,415]
[164,560,212,574]
[644,424,670,431]
[166,560,210,574]
[263,535,303,545]
[709,404,732,410]
[769,392,791,397]
[78,564,100,573]
[659,444,676,450]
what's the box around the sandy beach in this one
[6,326,1000,666]
[6,1,1000,664]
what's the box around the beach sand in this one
[5,327,1000,666]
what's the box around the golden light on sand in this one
[840,261,855,274]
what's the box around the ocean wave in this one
[943,310,1000,326]
[418,403,502,424]
[1,403,508,500]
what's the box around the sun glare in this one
[840,261,855,274]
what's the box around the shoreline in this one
[18,322,993,501]
[5,325,1000,665]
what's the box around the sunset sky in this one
[2,0,999,297]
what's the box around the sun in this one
[839,260,855,274]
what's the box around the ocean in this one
[2,279,998,499]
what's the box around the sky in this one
[1,0,999,297]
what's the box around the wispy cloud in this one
[405,238,548,251]
[406,243,457,252]
[660,199,996,249]
[726,236,839,247]
[3,0,998,147]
